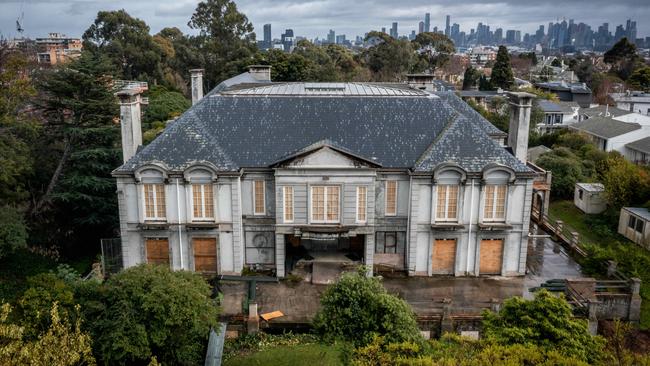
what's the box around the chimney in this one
[116,89,143,163]
[190,69,204,105]
[507,92,535,162]
[406,73,435,91]
[248,65,272,82]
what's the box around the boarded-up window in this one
[193,237,218,273]
[432,239,456,274]
[254,180,265,215]
[375,232,406,254]
[436,185,459,221]
[192,184,214,220]
[283,186,294,222]
[385,181,397,216]
[311,186,340,223]
[484,185,506,222]
[143,184,166,220]
[357,186,367,223]
[479,239,503,275]
[145,238,169,266]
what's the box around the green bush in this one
[0,206,27,259]
[313,268,423,347]
[87,264,220,365]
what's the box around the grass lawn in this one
[224,343,343,366]
[549,200,650,329]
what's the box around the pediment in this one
[275,146,380,169]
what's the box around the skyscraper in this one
[263,24,271,50]
[424,13,430,33]
[445,15,451,37]
[390,22,398,38]
[327,29,335,44]
[418,21,424,34]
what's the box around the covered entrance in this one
[285,232,365,284]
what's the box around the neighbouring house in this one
[536,100,580,134]
[112,65,540,279]
[535,81,592,108]
[458,89,507,110]
[625,136,650,165]
[610,91,650,116]
[581,105,650,123]
[574,183,606,214]
[527,145,551,163]
[35,32,82,65]
[618,207,650,249]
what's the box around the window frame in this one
[356,186,367,223]
[385,180,398,216]
[253,180,266,216]
[483,184,507,223]
[310,185,341,224]
[283,186,294,223]
[435,184,459,222]
[143,183,166,221]
[191,183,215,221]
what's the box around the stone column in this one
[507,92,535,162]
[116,89,143,163]
[629,278,642,323]
[190,69,204,105]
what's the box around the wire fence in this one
[100,238,123,276]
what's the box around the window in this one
[484,185,507,222]
[375,231,406,254]
[636,219,644,233]
[629,216,645,233]
[192,184,214,220]
[436,185,459,222]
[283,186,294,222]
[253,180,265,215]
[311,186,340,223]
[356,186,367,223]
[143,184,166,220]
[385,180,397,216]
[578,189,583,200]
[629,216,636,229]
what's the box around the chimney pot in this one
[248,65,272,82]
[190,69,204,105]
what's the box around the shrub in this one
[0,206,27,260]
[88,264,219,365]
[313,268,422,347]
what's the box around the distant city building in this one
[336,34,346,44]
[390,22,398,38]
[327,29,335,44]
[281,29,294,52]
[418,21,424,34]
[35,32,82,65]
[445,15,451,37]
[262,24,272,50]
[424,13,431,33]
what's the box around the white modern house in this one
[111,66,540,279]
[536,100,580,133]
[610,91,650,116]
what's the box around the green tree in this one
[155,27,205,93]
[628,66,650,92]
[536,147,585,198]
[0,206,27,259]
[313,268,422,347]
[32,52,120,254]
[551,58,562,67]
[188,0,258,86]
[490,46,514,90]
[363,32,416,81]
[478,74,493,91]
[142,86,191,144]
[482,290,606,364]
[83,10,164,82]
[462,66,481,90]
[601,155,650,209]
[412,32,455,73]
[88,265,219,365]
[604,38,640,80]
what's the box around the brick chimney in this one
[116,89,143,163]
[248,65,272,82]
[190,69,204,105]
[507,92,536,162]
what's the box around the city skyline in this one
[1,0,649,42]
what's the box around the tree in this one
[462,66,481,90]
[482,290,606,364]
[363,32,416,81]
[478,74,493,91]
[0,206,27,259]
[0,302,95,366]
[604,38,640,80]
[32,52,120,254]
[188,0,258,86]
[142,86,191,144]
[536,147,585,198]
[601,155,650,209]
[412,32,455,73]
[490,46,514,90]
[83,10,164,82]
[551,58,562,67]
[87,265,219,365]
[628,66,650,92]
[313,268,423,347]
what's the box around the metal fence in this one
[100,238,123,276]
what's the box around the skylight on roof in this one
[304,83,346,93]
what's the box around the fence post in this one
[440,298,453,334]
[587,300,598,335]
[570,232,580,250]
[629,278,642,323]
[554,220,564,241]
[607,260,618,278]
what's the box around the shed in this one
[574,183,606,214]
[618,207,650,249]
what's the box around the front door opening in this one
[285,234,364,282]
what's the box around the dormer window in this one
[143,183,166,220]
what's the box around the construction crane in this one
[16,0,25,34]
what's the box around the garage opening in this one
[145,238,169,266]
[479,238,504,275]
[193,237,218,273]
[432,239,456,275]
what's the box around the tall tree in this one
[491,45,515,90]
[363,31,416,81]
[462,66,481,90]
[83,10,164,82]
[411,32,455,73]
[604,38,640,80]
[188,0,258,86]
[628,66,650,92]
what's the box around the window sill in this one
[431,223,465,230]
[139,222,169,229]
[478,222,513,230]
[187,222,219,229]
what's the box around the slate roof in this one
[626,136,650,155]
[569,117,641,139]
[538,100,579,114]
[115,79,530,174]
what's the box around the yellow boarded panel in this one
[260,311,284,321]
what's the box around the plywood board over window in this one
[193,237,218,273]
[479,239,503,275]
[254,180,265,215]
[385,181,397,216]
[145,238,169,266]
[432,239,456,274]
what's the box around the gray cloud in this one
[1,0,647,41]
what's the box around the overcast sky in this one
[1,0,648,41]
